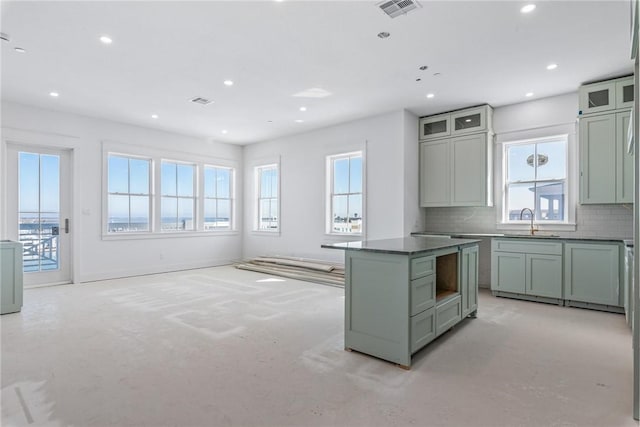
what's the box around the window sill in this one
[102,230,239,241]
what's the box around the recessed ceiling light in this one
[151,114,158,119]
[100,35,113,44]
[223,80,234,86]
[293,88,332,98]
[521,4,536,13]
[0,32,10,42]
[377,32,390,39]
[49,92,59,97]
[426,93,435,98]
[465,119,472,122]
[267,120,273,123]
[14,47,26,53]
[546,63,558,70]
[416,78,422,82]
[295,119,304,123]
[299,106,307,112]
[433,72,441,77]
[222,129,228,134]
[525,92,534,97]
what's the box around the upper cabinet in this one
[419,105,492,141]
[419,113,451,140]
[579,76,633,115]
[419,105,494,207]
[578,76,634,204]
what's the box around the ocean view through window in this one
[204,166,232,230]
[161,161,196,231]
[107,155,151,232]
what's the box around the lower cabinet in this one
[564,242,621,306]
[491,238,624,311]
[491,240,562,300]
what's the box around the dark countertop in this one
[412,231,633,246]
[321,236,480,255]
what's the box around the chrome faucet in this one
[519,208,538,236]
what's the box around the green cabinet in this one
[579,76,633,115]
[491,239,563,302]
[579,75,634,205]
[461,245,479,317]
[343,243,479,368]
[564,242,621,307]
[420,133,492,207]
[419,105,493,208]
[579,111,633,204]
[1,240,23,315]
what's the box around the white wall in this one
[242,110,425,262]
[1,101,244,283]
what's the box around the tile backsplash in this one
[423,204,633,239]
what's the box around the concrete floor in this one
[1,266,637,427]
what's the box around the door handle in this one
[65,218,70,234]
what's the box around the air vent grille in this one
[377,0,421,18]
[190,97,213,105]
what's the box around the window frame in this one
[203,165,234,231]
[105,153,153,234]
[326,151,364,236]
[501,134,570,226]
[102,141,238,240]
[254,163,280,233]
[160,160,197,232]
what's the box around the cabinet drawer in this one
[411,255,435,279]
[492,239,562,255]
[436,295,462,336]
[410,274,436,316]
[411,306,436,353]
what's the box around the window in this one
[328,152,363,234]
[204,166,232,230]
[256,164,279,231]
[161,161,195,231]
[503,135,568,223]
[107,155,151,232]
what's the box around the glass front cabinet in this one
[419,113,450,140]
[579,76,633,115]
[419,104,492,141]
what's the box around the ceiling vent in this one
[190,97,213,105]
[377,0,421,18]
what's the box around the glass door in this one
[6,145,72,286]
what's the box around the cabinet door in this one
[564,243,620,306]
[450,106,487,136]
[616,78,634,110]
[580,114,617,204]
[579,81,616,114]
[491,251,526,294]
[526,254,562,299]
[419,140,450,206]
[461,245,479,317]
[419,114,451,140]
[617,111,634,203]
[450,133,487,206]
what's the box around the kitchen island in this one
[322,236,480,368]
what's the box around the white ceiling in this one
[0,1,634,145]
